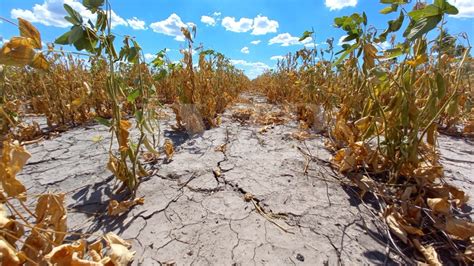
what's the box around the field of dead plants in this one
[1,0,473,265]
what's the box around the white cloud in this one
[213,12,222,17]
[251,15,278,35]
[325,0,357,10]
[201,15,216,26]
[221,16,253,33]
[241,46,250,54]
[144,53,155,62]
[10,0,127,28]
[449,0,474,18]
[222,15,279,35]
[127,17,146,30]
[250,40,261,45]
[338,35,356,46]
[268,33,313,46]
[230,59,270,79]
[378,41,391,50]
[150,13,195,42]
[270,55,285,61]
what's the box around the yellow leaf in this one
[0,140,30,199]
[44,240,86,265]
[108,244,135,266]
[0,203,24,246]
[18,18,42,49]
[413,239,441,266]
[107,197,144,216]
[0,37,36,66]
[118,120,131,151]
[427,198,450,215]
[164,138,174,161]
[386,214,408,244]
[72,98,83,107]
[407,54,428,67]
[30,52,49,70]
[103,233,132,248]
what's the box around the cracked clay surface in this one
[18,94,474,265]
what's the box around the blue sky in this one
[1,0,473,78]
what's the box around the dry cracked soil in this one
[17,94,474,265]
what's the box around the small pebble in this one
[296,253,304,262]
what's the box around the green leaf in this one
[380,0,407,3]
[95,116,111,127]
[343,34,358,42]
[68,26,84,44]
[380,4,398,14]
[63,4,83,25]
[127,89,140,103]
[333,43,358,66]
[435,72,446,99]
[82,0,104,12]
[299,30,314,42]
[406,15,442,41]
[408,5,441,21]
[388,11,404,31]
[383,47,403,58]
[55,31,72,45]
[443,2,459,15]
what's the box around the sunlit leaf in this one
[18,18,42,49]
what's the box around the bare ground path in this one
[18,94,474,265]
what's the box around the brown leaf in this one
[107,154,129,182]
[444,217,474,240]
[386,214,408,244]
[0,236,24,265]
[44,240,86,265]
[30,52,49,70]
[412,239,442,266]
[107,197,144,216]
[118,120,131,151]
[18,18,42,49]
[0,203,24,246]
[164,139,174,161]
[0,140,29,199]
[22,193,67,263]
[427,198,450,215]
[0,37,36,66]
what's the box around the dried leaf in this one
[118,120,131,151]
[427,198,450,215]
[44,240,86,265]
[465,237,474,262]
[30,52,49,70]
[386,213,408,244]
[0,37,36,66]
[108,197,144,216]
[103,233,131,248]
[102,233,135,265]
[0,236,24,265]
[18,18,42,49]
[0,203,24,246]
[412,239,441,266]
[444,217,474,240]
[0,140,30,199]
[107,154,129,182]
[164,139,174,161]
[108,243,135,266]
